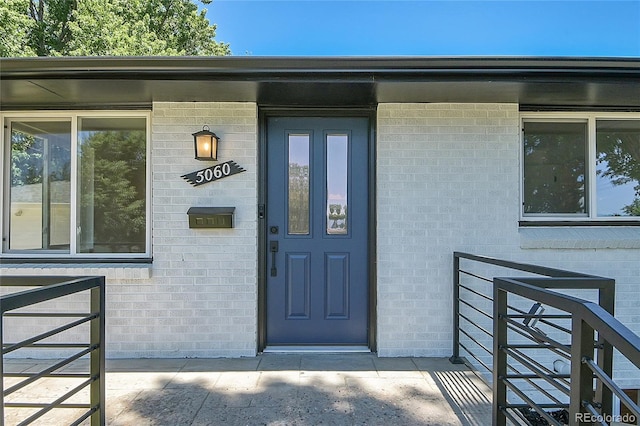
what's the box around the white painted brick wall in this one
[139,101,258,358]
[377,103,521,357]
[376,103,640,379]
[2,101,639,378]
[1,102,258,358]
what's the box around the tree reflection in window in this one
[523,122,587,214]
[9,121,71,251]
[288,162,310,234]
[328,204,347,233]
[326,134,348,234]
[288,134,310,235]
[596,120,640,217]
[78,118,146,253]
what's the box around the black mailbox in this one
[187,207,235,229]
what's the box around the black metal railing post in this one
[450,253,464,364]
[493,280,508,426]
[597,285,615,419]
[570,316,595,426]
[90,279,106,426]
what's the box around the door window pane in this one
[523,121,588,215]
[78,117,146,253]
[288,134,310,235]
[326,135,348,234]
[596,120,640,217]
[9,121,71,251]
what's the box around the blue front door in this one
[266,117,369,345]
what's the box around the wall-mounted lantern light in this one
[193,125,219,161]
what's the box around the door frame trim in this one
[257,107,377,353]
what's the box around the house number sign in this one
[181,161,246,187]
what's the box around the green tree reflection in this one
[79,130,146,252]
[11,131,70,186]
[596,127,640,216]
[328,203,347,233]
[288,163,309,234]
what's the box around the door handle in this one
[270,241,279,277]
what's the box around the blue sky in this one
[206,0,640,56]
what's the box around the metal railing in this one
[494,276,640,425]
[1,276,105,426]
[451,252,640,425]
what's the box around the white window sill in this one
[0,263,151,280]
[519,226,640,249]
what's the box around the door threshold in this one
[263,345,370,354]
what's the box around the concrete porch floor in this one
[3,354,492,425]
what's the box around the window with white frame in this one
[522,114,640,220]
[2,113,150,257]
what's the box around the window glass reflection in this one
[523,121,587,215]
[596,120,640,217]
[9,121,71,251]
[78,117,147,253]
[288,134,310,235]
[327,135,348,234]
